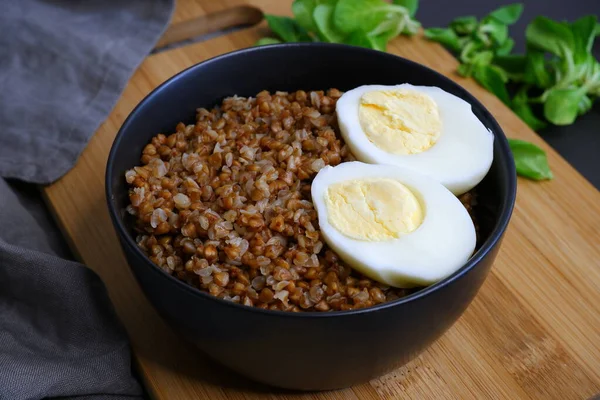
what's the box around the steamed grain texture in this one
[43,0,600,399]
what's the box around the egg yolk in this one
[324,178,424,241]
[358,89,442,155]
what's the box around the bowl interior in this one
[107,43,516,310]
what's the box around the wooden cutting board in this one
[43,0,600,399]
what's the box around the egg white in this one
[336,84,494,195]
[311,161,477,288]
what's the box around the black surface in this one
[106,43,517,391]
[417,0,600,188]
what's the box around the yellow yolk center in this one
[358,89,442,155]
[324,178,424,241]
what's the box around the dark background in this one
[8,0,600,259]
[418,0,600,189]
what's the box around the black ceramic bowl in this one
[106,43,516,391]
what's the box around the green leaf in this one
[292,0,318,32]
[475,29,491,47]
[459,40,483,63]
[346,30,377,49]
[496,37,515,55]
[369,15,401,36]
[578,94,593,115]
[450,16,478,35]
[524,49,553,88]
[458,36,470,48]
[392,0,418,17]
[585,61,600,94]
[570,15,598,64]
[543,87,585,125]
[401,17,422,36]
[481,18,509,45]
[526,16,575,58]
[333,0,420,36]
[424,28,461,53]
[488,3,524,25]
[367,15,409,50]
[512,104,547,131]
[473,64,511,106]
[345,28,395,51]
[264,15,312,42]
[457,63,473,77]
[508,139,553,180]
[494,54,526,82]
[313,4,346,43]
[333,0,392,34]
[254,37,283,46]
[571,15,597,53]
[472,50,494,67]
[574,53,597,82]
[511,87,547,131]
[491,64,510,83]
[494,54,526,75]
[368,34,390,51]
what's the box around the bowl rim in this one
[105,42,517,318]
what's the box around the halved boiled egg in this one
[311,161,476,288]
[336,84,494,195]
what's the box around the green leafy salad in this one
[256,0,599,181]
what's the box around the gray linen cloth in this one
[0,0,173,184]
[0,181,142,399]
[0,0,174,398]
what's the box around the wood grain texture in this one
[43,0,600,399]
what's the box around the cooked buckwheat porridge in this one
[125,89,477,312]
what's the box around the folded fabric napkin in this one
[0,0,173,184]
[0,178,141,399]
[0,0,174,398]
